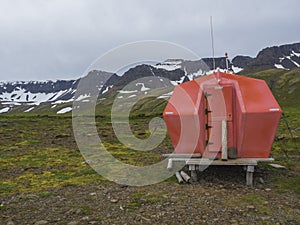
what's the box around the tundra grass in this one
[0,115,169,195]
[0,102,299,195]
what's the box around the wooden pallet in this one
[163,155,274,186]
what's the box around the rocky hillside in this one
[239,42,300,73]
[0,42,299,115]
[0,66,185,115]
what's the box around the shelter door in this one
[203,85,234,157]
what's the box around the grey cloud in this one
[0,0,299,81]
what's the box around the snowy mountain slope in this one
[1,42,299,114]
[0,80,78,105]
[0,66,193,114]
[154,58,242,74]
[242,42,300,72]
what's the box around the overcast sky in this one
[0,0,299,81]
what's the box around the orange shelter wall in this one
[239,112,282,158]
[164,72,282,158]
[163,81,205,154]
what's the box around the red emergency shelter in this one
[163,71,282,159]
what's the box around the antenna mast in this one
[210,16,216,71]
[225,52,229,71]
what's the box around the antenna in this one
[210,16,216,71]
[225,52,229,71]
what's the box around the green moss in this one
[0,183,16,193]
[0,154,14,159]
[38,191,54,198]
[130,192,145,198]
[165,175,179,183]
[144,196,162,203]
[74,168,96,176]
[92,216,101,221]
[242,194,265,202]
[55,174,72,180]
[127,202,142,210]
[276,176,300,194]
[129,191,165,210]
[0,205,8,211]
[80,205,93,215]
[242,195,271,215]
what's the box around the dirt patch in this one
[1,179,299,225]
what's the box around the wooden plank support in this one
[163,154,202,158]
[221,119,228,161]
[180,171,191,183]
[186,158,258,166]
[164,157,273,186]
[189,165,198,182]
[167,159,173,170]
[175,172,184,184]
[246,165,255,186]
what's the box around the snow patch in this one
[163,60,182,65]
[102,85,113,94]
[232,66,243,73]
[53,99,74,104]
[170,81,179,86]
[292,51,300,57]
[291,59,300,67]
[76,94,90,101]
[118,90,138,94]
[204,69,227,75]
[24,107,35,113]
[278,52,300,68]
[169,75,188,86]
[0,88,74,106]
[136,83,150,92]
[0,107,10,114]
[190,69,206,78]
[2,102,21,106]
[101,86,109,94]
[154,64,181,71]
[149,67,156,76]
[57,107,73,114]
[187,74,194,80]
[128,95,137,98]
[274,64,285,69]
[157,91,173,99]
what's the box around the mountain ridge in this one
[0,42,299,114]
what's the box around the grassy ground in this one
[0,115,173,195]
[0,112,299,195]
[0,114,299,224]
[0,68,299,224]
